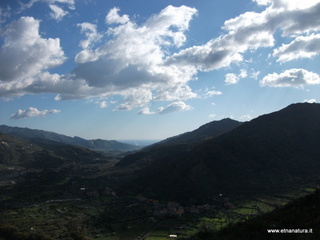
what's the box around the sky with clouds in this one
[1,0,320,140]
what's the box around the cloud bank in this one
[1,1,320,113]
[1,5,198,113]
[0,16,66,92]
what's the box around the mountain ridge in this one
[0,132,110,169]
[148,118,242,147]
[119,103,320,202]
[117,118,242,168]
[0,124,141,154]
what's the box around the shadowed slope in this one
[121,103,320,202]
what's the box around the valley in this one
[1,155,316,240]
[1,103,320,239]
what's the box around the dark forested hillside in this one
[120,103,320,202]
[117,118,242,168]
[149,118,242,147]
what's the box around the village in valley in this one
[136,195,210,218]
[77,183,232,219]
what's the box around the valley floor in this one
[0,159,318,240]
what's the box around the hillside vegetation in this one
[119,103,320,202]
[1,103,320,239]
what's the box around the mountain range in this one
[2,102,320,204]
[0,125,141,155]
[117,118,242,168]
[118,103,320,202]
[1,102,320,239]
[0,132,110,169]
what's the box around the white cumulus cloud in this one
[204,90,223,98]
[0,17,66,84]
[49,4,68,21]
[225,73,239,85]
[77,22,102,50]
[273,34,320,62]
[106,7,130,24]
[68,5,198,108]
[166,0,320,71]
[138,107,155,115]
[2,2,320,113]
[260,68,320,88]
[225,69,248,85]
[11,107,60,119]
[157,101,192,114]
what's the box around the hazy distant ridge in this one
[0,125,141,154]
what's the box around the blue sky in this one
[1,0,320,140]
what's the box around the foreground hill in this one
[120,103,320,202]
[117,118,242,167]
[0,125,141,154]
[189,189,320,240]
